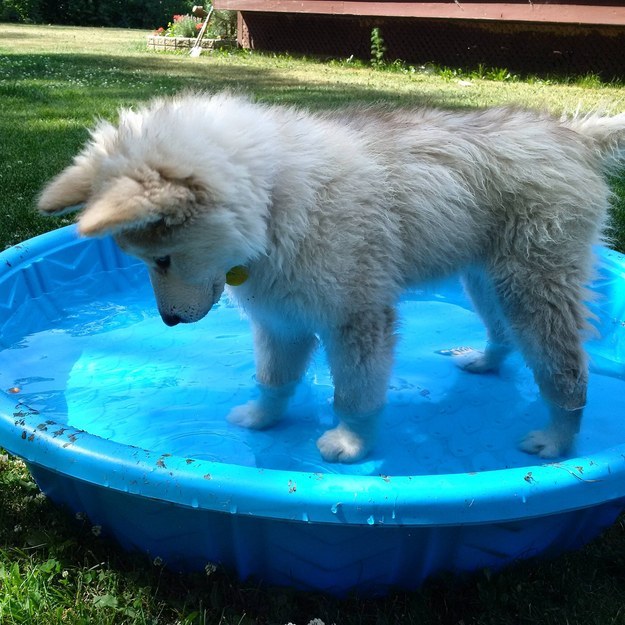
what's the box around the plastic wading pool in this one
[2,225,625,596]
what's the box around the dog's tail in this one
[564,111,625,168]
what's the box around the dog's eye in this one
[154,256,171,270]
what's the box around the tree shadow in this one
[0,51,479,114]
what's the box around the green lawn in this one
[2,22,625,625]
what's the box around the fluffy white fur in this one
[38,92,625,462]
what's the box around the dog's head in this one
[37,96,270,325]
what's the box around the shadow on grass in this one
[4,49,625,251]
[0,50,480,113]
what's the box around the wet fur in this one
[38,93,625,462]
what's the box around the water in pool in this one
[2,263,625,477]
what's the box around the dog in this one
[37,92,625,463]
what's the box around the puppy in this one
[38,93,625,462]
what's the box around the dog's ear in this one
[77,175,197,236]
[37,160,94,217]
[78,176,157,236]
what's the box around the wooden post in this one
[237,12,251,48]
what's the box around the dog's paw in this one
[316,426,369,463]
[519,429,571,459]
[454,348,499,374]
[227,401,281,430]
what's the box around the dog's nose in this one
[161,313,182,327]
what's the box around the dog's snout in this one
[161,312,182,327]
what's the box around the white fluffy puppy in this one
[38,93,625,462]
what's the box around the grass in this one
[2,21,625,624]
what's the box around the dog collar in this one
[226,265,249,286]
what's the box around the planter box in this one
[147,36,237,51]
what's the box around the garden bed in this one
[146,36,236,51]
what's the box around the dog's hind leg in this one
[317,306,397,463]
[490,261,588,458]
[227,323,318,430]
[457,268,513,373]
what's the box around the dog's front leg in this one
[227,323,317,429]
[317,307,397,463]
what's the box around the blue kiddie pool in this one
[2,225,625,596]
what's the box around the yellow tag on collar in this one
[225,265,249,286]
